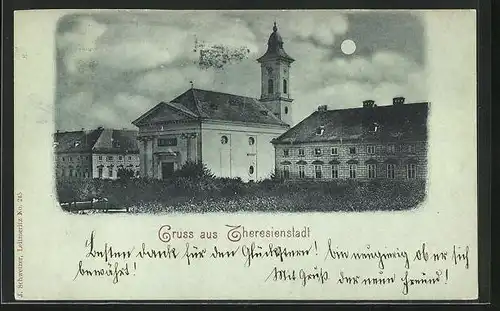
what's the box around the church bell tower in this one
[257,22,295,125]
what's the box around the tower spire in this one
[257,20,294,126]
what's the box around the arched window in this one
[283,79,288,94]
[268,79,273,94]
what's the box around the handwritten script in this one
[73,229,471,295]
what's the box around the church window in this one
[349,147,357,154]
[107,156,113,161]
[221,136,228,144]
[298,148,305,156]
[283,79,288,94]
[249,166,254,174]
[284,106,288,114]
[248,137,255,145]
[268,79,274,94]
[367,145,375,154]
[331,147,338,155]
[98,166,103,178]
[314,148,322,156]
[283,149,289,157]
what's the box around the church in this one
[132,23,294,181]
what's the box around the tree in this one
[117,168,135,179]
[174,161,215,179]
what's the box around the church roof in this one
[257,23,294,63]
[54,128,139,154]
[272,101,429,144]
[132,88,288,127]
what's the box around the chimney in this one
[363,100,375,108]
[393,97,405,105]
[317,105,328,112]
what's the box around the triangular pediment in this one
[133,102,197,126]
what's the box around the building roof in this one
[54,127,139,154]
[272,102,429,145]
[132,88,288,127]
[256,23,294,63]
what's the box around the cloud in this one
[96,24,191,71]
[133,64,216,98]
[57,91,153,130]
[284,11,348,46]
[293,67,427,125]
[55,11,427,130]
[57,17,107,75]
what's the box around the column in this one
[181,133,199,163]
[192,133,199,163]
[139,138,146,177]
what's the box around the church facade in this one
[132,24,293,181]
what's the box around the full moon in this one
[340,39,357,55]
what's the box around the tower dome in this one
[268,22,284,48]
[257,22,294,63]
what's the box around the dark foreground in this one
[56,177,427,214]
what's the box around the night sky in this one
[55,10,427,130]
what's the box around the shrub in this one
[172,161,215,179]
[117,168,135,179]
[55,172,427,213]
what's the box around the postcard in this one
[13,9,478,300]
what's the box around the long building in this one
[271,97,429,180]
[53,127,140,179]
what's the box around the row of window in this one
[60,169,91,178]
[61,155,135,162]
[97,155,134,161]
[281,163,418,179]
[282,144,418,157]
[61,155,90,162]
[60,166,140,178]
[97,166,140,178]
